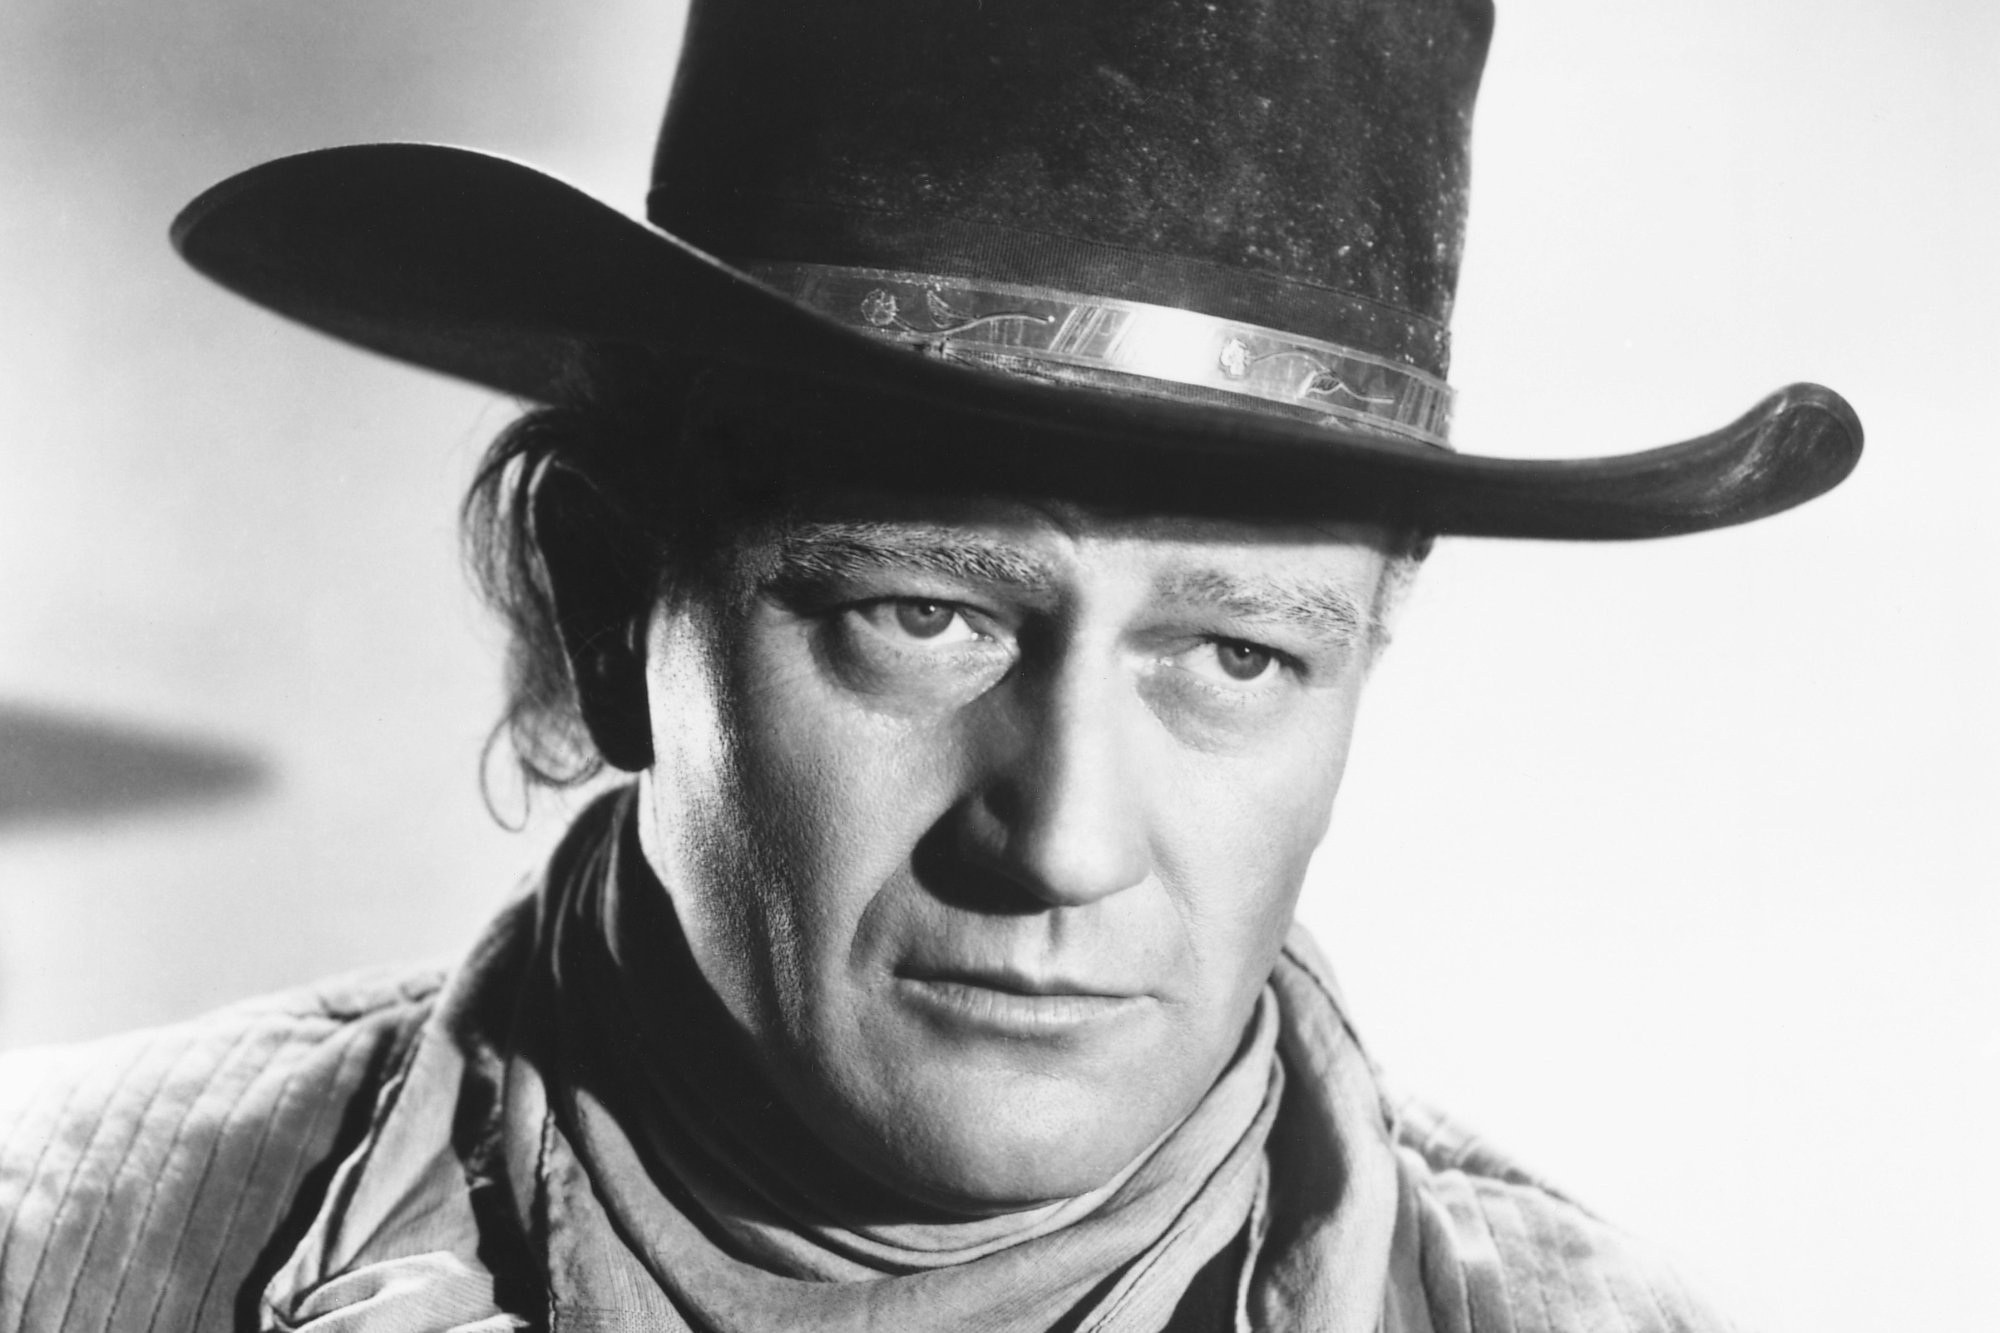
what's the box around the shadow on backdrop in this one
[0,702,270,830]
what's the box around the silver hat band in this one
[749,261,1454,450]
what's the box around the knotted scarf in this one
[264,790,1416,1332]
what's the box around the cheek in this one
[1156,690,1358,978]
[700,630,972,996]
[732,669,957,893]
[640,610,916,1034]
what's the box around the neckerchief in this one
[263,790,1413,1333]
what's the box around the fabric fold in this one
[261,789,1417,1333]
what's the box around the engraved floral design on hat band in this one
[751,262,1454,449]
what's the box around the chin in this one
[846,1066,1185,1216]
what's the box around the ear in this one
[531,465,656,772]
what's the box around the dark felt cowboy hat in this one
[171,0,1860,539]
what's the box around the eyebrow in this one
[765,522,1056,593]
[759,522,1380,644]
[1151,567,1379,646]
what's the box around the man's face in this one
[637,489,1392,1213]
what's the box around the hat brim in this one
[172,143,1861,540]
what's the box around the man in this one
[0,0,1861,1329]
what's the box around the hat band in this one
[750,262,1454,450]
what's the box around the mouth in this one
[893,966,1148,1036]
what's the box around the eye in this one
[853,597,987,647]
[892,599,967,640]
[1167,636,1286,687]
[1212,640,1276,682]
[821,596,1014,704]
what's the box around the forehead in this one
[739,488,1391,573]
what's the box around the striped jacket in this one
[0,971,438,1332]
[0,965,1731,1333]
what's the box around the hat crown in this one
[650,0,1493,379]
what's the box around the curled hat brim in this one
[172,143,1861,540]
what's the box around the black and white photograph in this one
[1,1,1992,1330]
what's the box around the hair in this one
[462,401,614,801]
[462,348,1432,815]
[461,348,771,810]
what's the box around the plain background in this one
[1,1,1993,1329]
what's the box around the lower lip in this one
[897,979,1145,1037]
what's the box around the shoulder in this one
[1388,1095,1744,1333]
[0,966,443,1333]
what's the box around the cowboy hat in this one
[170,0,1860,539]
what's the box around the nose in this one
[959,656,1152,908]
